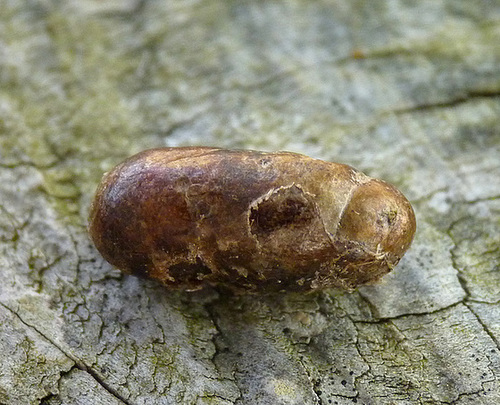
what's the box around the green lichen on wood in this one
[1,0,500,404]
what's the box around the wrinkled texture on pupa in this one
[89,147,416,293]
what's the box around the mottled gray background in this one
[1,1,500,404]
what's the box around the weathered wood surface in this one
[1,1,499,404]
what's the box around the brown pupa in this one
[88,147,416,293]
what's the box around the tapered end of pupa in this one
[335,179,416,283]
[339,179,416,256]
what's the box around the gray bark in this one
[1,0,500,404]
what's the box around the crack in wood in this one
[0,301,133,405]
